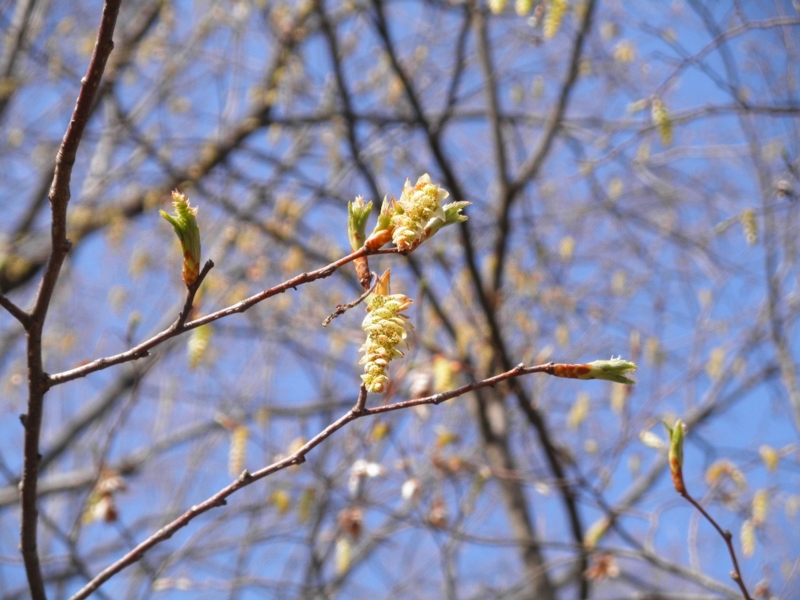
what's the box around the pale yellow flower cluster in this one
[391,174,449,252]
[360,277,413,393]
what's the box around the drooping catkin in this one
[228,425,249,477]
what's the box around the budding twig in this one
[665,419,752,600]
[680,491,752,600]
[69,360,616,599]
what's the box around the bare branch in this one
[70,362,558,599]
[19,1,122,598]
[681,492,752,600]
[48,248,397,386]
[0,292,30,328]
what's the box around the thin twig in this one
[70,361,557,599]
[322,272,377,327]
[681,491,752,600]
[353,384,368,414]
[172,259,215,331]
[0,292,30,328]
[47,247,397,386]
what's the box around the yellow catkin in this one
[706,459,747,490]
[228,425,249,477]
[740,208,757,246]
[567,392,590,430]
[558,236,575,261]
[544,0,568,40]
[489,0,507,14]
[335,537,352,574]
[391,174,450,251]
[613,40,636,64]
[610,383,627,414]
[432,355,456,392]
[705,347,725,380]
[584,517,610,549]
[759,445,779,473]
[359,271,413,393]
[752,489,769,526]
[187,324,212,369]
[271,489,291,515]
[516,0,533,16]
[298,488,316,523]
[740,519,756,558]
[651,97,672,146]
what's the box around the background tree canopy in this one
[1,0,799,598]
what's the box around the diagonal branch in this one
[70,362,564,599]
[47,247,397,386]
[681,491,752,599]
[0,292,30,327]
[492,0,597,293]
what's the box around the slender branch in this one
[370,5,586,593]
[70,362,559,599]
[681,491,752,600]
[0,292,30,327]
[353,383,368,414]
[493,0,596,293]
[322,272,377,327]
[172,259,215,331]
[20,2,121,599]
[47,247,397,386]
[1,8,313,297]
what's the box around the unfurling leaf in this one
[348,195,373,288]
[160,191,202,286]
[663,418,686,494]
[553,357,638,384]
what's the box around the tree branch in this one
[0,292,30,327]
[19,2,121,598]
[47,247,397,386]
[680,492,752,600]
[70,362,561,599]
